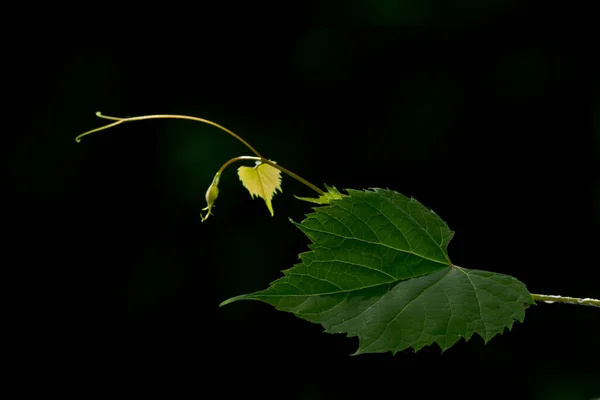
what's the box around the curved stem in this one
[216,156,325,196]
[76,112,264,158]
[259,159,325,195]
[217,156,261,176]
[76,112,325,195]
[531,293,600,308]
[74,119,126,140]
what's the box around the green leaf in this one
[295,184,346,205]
[221,188,533,355]
[238,161,282,216]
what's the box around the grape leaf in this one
[221,188,534,354]
[294,184,346,205]
[238,161,282,216]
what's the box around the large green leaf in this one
[221,188,533,354]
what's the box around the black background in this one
[8,1,599,398]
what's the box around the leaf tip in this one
[219,295,247,307]
[349,348,363,357]
[266,201,275,216]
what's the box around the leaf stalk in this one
[531,293,600,308]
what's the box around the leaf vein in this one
[307,258,396,281]
[300,224,448,267]
[376,268,453,349]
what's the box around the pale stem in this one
[216,157,325,196]
[259,159,325,196]
[531,294,600,308]
[217,156,261,176]
[76,112,325,195]
[76,112,264,158]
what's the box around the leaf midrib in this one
[299,223,449,267]
[362,191,452,265]
[249,266,451,298]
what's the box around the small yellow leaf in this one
[238,161,282,216]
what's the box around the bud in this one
[201,172,220,222]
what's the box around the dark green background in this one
[10,1,599,398]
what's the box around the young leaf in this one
[221,188,534,355]
[238,161,282,216]
[295,184,346,205]
[201,172,220,222]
